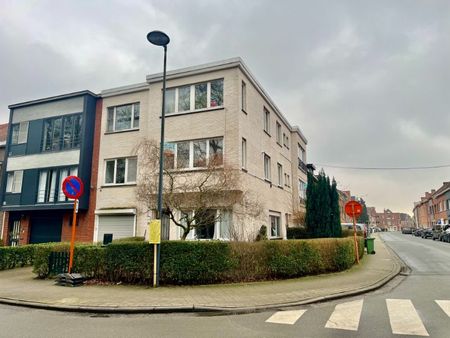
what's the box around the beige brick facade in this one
[95,58,308,241]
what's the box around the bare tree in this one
[134,138,262,240]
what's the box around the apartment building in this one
[0,91,99,245]
[94,58,308,242]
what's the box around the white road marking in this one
[386,299,429,336]
[435,300,450,317]
[265,309,307,325]
[325,299,364,331]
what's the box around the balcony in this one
[298,158,308,173]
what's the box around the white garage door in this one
[97,215,135,242]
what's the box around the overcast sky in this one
[1,0,449,214]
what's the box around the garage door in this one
[97,215,134,242]
[29,215,63,244]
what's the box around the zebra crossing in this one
[265,298,450,336]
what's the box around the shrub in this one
[160,241,232,284]
[112,236,145,243]
[32,237,364,284]
[286,227,312,239]
[0,245,36,270]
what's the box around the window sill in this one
[241,168,248,173]
[269,236,283,240]
[241,108,247,115]
[264,178,272,184]
[101,183,137,188]
[105,128,139,135]
[167,166,224,174]
[277,142,282,147]
[277,185,283,190]
[164,106,224,118]
[264,130,271,137]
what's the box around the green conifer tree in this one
[330,178,342,237]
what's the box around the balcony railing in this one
[298,158,308,173]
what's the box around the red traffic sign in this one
[62,176,84,199]
[345,201,363,218]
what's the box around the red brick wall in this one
[1,212,9,245]
[60,98,103,243]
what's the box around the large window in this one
[104,157,137,185]
[263,108,270,134]
[6,171,23,193]
[264,153,271,181]
[164,137,223,170]
[37,166,77,203]
[107,102,140,132]
[165,79,224,115]
[179,209,231,240]
[43,114,82,151]
[270,214,281,238]
[11,122,29,145]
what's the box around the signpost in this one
[148,220,161,288]
[344,200,362,264]
[62,176,84,274]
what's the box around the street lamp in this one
[147,30,170,287]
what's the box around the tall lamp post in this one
[147,30,170,287]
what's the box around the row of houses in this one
[413,182,450,228]
[367,207,414,231]
[0,58,310,246]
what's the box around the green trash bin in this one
[366,237,375,254]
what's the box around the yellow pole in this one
[153,244,158,287]
[68,199,78,274]
[352,204,360,264]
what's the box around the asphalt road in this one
[1,232,449,338]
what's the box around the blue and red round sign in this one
[62,176,84,199]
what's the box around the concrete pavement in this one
[0,234,404,314]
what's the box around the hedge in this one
[0,245,36,270]
[31,237,364,285]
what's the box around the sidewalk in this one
[0,234,403,313]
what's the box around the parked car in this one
[440,226,450,242]
[432,225,443,240]
[414,228,423,237]
[421,228,433,239]
[402,227,413,234]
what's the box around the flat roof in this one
[9,90,98,109]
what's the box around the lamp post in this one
[147,30,170,287]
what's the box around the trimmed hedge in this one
[0,245,36,270]
[32,237,364,285]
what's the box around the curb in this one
[0,237,406,315]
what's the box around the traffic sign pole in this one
[68,199,78,274]
[61,176,84,275]
[352,204,360,264]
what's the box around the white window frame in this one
[299,179,306,200]
[11,122,29,145]
[6,171,23,193]
[270,214,281,238]
[263,107,270,134]
[241,81,247,112]
[264,153,271,181]
[107,102,140,132]
[298,143,306,162]
[177,209,231,241]
[276,122,282,145]
[165,137,224,170]
[241,138,247,170]
[277,163,283,187]
[165,79,224,115]
[104,157,137,185]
